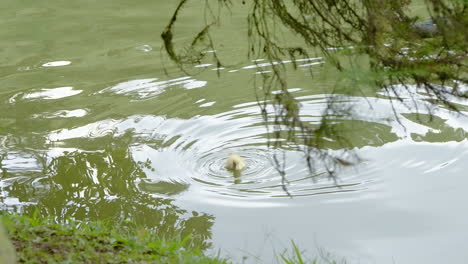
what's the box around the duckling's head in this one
[225,154,246,171]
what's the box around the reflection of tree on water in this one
[162,0,467,186]
[1,138,214,249]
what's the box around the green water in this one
[1,1,468,263]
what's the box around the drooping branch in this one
[161,0,468,186]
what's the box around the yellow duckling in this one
[225,154,246,171]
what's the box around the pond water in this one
[1,1,467,263]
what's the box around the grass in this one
[0,214,342,264]
[1,214,227,264]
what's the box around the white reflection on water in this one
[102,76,207,99]
[242,57,323,69]
[199,101,216,107]
[255,70,272,74]
[242,61,282,69]
[32,109,88,119]
[42,82,468,201]
[7,82,468,203]
[203,140,468,264]
[42,60,72,67]
[1,152,41,171]
[135,44,152,52]
[194,63,213,68]
[9,86,82,102]
[299,61,324,67]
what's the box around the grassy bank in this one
[0,214,338,264]
[1,214,227,264]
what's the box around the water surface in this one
[1,1,468,263]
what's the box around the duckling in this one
[225,154,246,171]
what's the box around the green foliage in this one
[1,214,227,264]
[279,241,345,264]
[162,0,467,185]
[280,242,306,264]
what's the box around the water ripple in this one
[101,77,207,99]
[10,82,468,204]
[9,86,82,102]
